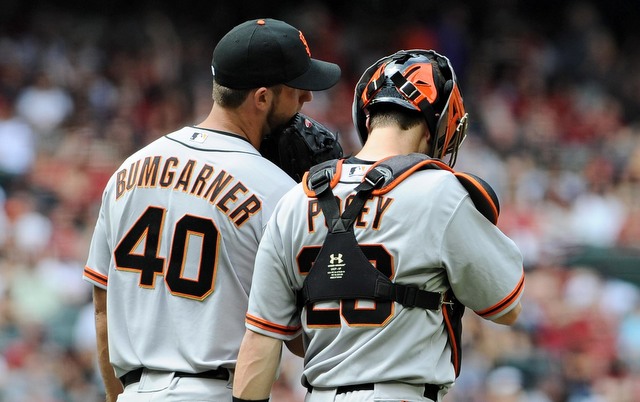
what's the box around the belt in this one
[307,383,439,400]
[119,367,230,388]
[336,383,374,394]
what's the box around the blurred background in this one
[0,0,639,401]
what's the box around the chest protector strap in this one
[299,155,448,310]
[304,154,500,224]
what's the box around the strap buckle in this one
[363,167,387,188]
[398,285,419,307]
[309,168,333,193]
[390,71,419,100]
[440,293,454,309]
[406,286,419,307]
[399,80,420,100]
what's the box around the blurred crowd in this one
[0,1,639,401]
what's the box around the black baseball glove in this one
[260,113,343,182]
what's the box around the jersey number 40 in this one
[114,206,218,301]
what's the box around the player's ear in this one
[253,87,272,112]
[425,126,432,143]
[421,122,433,156]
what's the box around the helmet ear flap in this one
[444,80,453,96]
[430,79,453,150]
[442,80,453,110]
[353,80,369,145]
[436,56,451,76]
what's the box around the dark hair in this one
[368,103,427,132]
[212,81,251,108]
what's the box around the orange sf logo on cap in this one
[299,31,311,57]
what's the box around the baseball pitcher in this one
[83,18,341,402]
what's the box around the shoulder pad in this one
[302,158,343,197]
[453,172,500,224]
[370,153,452,195]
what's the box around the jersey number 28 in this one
[298,245,394,327]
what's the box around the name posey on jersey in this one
[115,155,261,227]
[306,194,393,232]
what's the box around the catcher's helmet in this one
[352,49,468,167]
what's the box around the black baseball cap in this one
[212,18,341,90]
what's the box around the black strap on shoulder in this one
[307,154,500,226]
[330,167,385,233]
[307,159,339,194]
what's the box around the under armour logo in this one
[329,253,343,265]
[327,253,346,279]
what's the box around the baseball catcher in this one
[233,49,524,402]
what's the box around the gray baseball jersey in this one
[246,162,524,389]
[83,126,295,378]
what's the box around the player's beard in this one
[265,95,295,136]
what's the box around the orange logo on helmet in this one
[404,63,438,104]
[299,31,311,57]
[361,62,388,106]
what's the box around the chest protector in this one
[299,153,500,377]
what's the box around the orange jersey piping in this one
[442,304,460,376]
[245,313,301,336]
[475,272,525,318]
[84,266,108,287]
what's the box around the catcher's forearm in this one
[233,330,282,399]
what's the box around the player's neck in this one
[196,105,262,148]
[356,127,430,161]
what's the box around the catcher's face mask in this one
[352,49,468,167]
